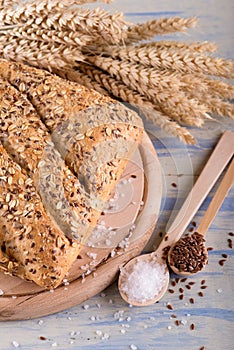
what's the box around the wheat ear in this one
[0,35,84,69]
[72,63,196,143]
[105,46,234,78]
[1,24,92,47]
[125,17,198,43]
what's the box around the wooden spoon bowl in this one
[168,156,234,277]
[118,253,170,306]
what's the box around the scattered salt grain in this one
[96,330,102,336]
[83,304,89,310]
[120,259,167,303]
[180,319,187,325]
[217,288,223,293]
[38,320,44,326]
[51,342,57,347]
[0,289,4,295]
[101,333,110,340]
[130,344,138,350]
[167,325,172,330]
[120,329,126,334]
[12,341,20,348]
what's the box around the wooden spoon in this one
[118,131,234,306]
[168,156,234,276]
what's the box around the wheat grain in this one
[125,17,198,43]
[0,0,20,9]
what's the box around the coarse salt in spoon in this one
[168,156,234,276]
[118,131,234,306]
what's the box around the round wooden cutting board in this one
[0,132,162,321]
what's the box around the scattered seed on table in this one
[200,346,205,350]
[181,278,187,282]
[167,304,173,310]
[179,294,184,300]
[228,232,234,236]
[175,320,180,326]
[39,336,46,341]
[189,227,194,232]
[207,247,213,251]
[179,287,184,293]
[189,281,195,285]
[171,281,176,287]
[201,279,206,285]
[219,259,226,266]
[190,323,195,330]
[168,289,175,294]
[198,292,204,297]
[201,286,207,289]
[192,221,197,227]
[189,298,195,304]
[227,239,233,248]
[222,253,228,258]
[185,285,191,290]
[171,182,177,188]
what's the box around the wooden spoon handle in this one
[158,131,234,252]
[197,157,234,236]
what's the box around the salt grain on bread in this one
[0,59,143,289]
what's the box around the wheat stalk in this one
[125,17,198,43]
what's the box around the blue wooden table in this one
[0,1,233,349]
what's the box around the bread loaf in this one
[0,142,78,289]
[0,59,143,199]
[0,59,143,289]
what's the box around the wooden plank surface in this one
[0,0,234,349]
